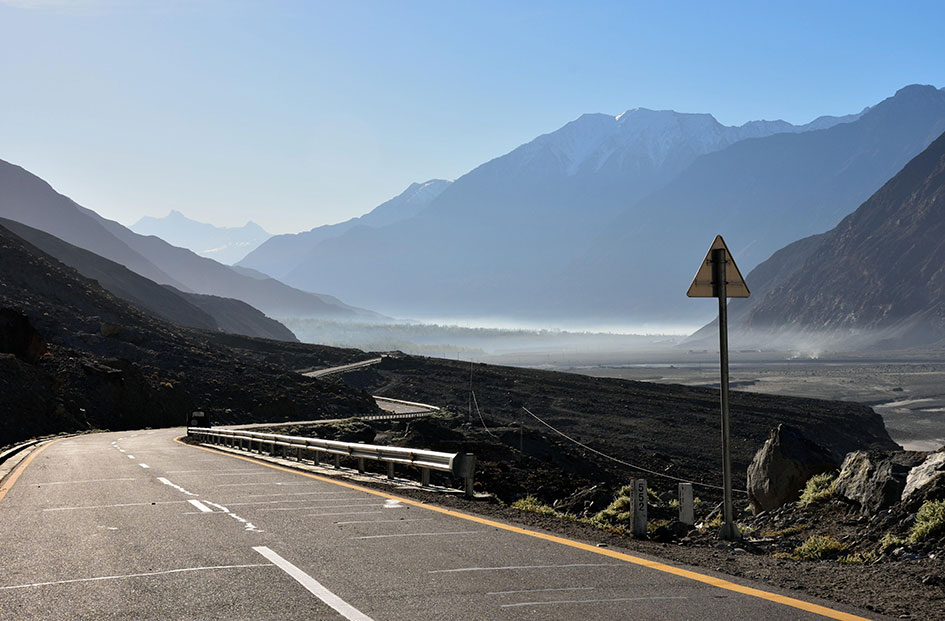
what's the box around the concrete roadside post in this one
[687,235,750,541]
[632,478,648,538]
[463,453,476,498]
[678,482,694,526]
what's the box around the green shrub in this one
[760,523,808,538]
[592,485,637,525]
[511,495,557,516]
[908,499,945,543]
[792,535,847,560]
[798,473,836,507]
[838,550,878,564]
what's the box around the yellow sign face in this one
[687,235,751,298]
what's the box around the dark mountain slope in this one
[0,222,377,446]
[739,129,945,349]
[0,157,378,320]
[78,205,380,320]
[176,290,297,342]
[0,218,297,342]
[0,159,185,289]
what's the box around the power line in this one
[473,391,496,438]
[521,407,747,495]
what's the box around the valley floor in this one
[543,353,945,452]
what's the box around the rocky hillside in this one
[0,223,378,447]
[0,218,296,342]
[0,157,378,320]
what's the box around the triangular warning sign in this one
[687,235,750,298]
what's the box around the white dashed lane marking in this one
[188,499,214,513]
[253,546,374,621]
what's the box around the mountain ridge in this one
[256,84,945,324]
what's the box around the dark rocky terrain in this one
[327,354,897,503]
[0,217,297,341]
[0,222,377,446]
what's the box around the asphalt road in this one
[0,430,877,620]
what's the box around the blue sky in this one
[1,0,943,234]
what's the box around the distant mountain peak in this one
[131,210,272,264]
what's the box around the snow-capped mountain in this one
[247,86,940,326]
[534,106,864,177]
[131,210,271,265]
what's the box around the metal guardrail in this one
[188,427,475,496]
[359,412,435,422]
[0,439,39,467]
[372,396,440,413]
[302,357,384,378]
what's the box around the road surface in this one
[0,430,874,620]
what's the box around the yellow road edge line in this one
[0,438,66,503]
[178,436,870,621]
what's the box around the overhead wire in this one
[521,407,748,495]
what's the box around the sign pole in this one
[687,235,749,541]
[712,248,739,541]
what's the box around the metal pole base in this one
[719,521,741,541]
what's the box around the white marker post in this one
[687,235,750,541]
[678,482,694,526]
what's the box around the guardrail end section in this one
[458,453,476,497]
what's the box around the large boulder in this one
[834,450,927,514]
[0,308,46,363]
[747,424,837,514]
[902,450,945,502]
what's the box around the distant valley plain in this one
[563,351,945,453]
[281,316,945,453]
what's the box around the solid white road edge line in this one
[429,563,621,573]
[31,478,137,486]
[487,586,596,595]
[0,564,274,590]
[353,530,482,540]
[334,518,434,525]
[253,546,374,621]
[43,500,186,511]
[501,595,689,608]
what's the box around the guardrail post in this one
[387,462,395,480]
[357,457,365,473]
[313,449,320,465]
[632,478,648,538]
[678,482,694,526]
[334,454,341,468]
[421,468,430,487]
[463,453,476,498]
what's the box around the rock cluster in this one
[748,427,945,515]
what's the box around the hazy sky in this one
[1,0,943,234]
